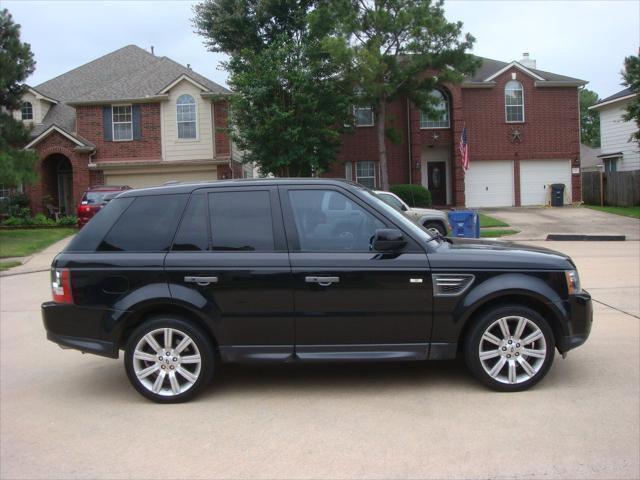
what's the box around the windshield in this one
[376,192,405,210]
[82,191,110,205]
[360,188,434,244]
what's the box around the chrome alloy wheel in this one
[478,316,547,385]
[132,328,202,397]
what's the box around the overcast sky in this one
[4,0,639,99]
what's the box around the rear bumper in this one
[42,301,119,358]
[556,291,593,354]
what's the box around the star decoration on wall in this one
[510,128,522,143]
[432,132,439,141]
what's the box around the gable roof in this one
[29,45,230,138]
[589,87,636,110]
[464,56,586,86]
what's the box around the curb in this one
[546,233,626,241]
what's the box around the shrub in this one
[2,216,26,226]
[389,184,432,207]
[33,213,56,226]
[57,215,78,226]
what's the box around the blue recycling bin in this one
[447,210,480,238]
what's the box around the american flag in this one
[459,126,469,171]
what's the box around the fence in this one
[581,170,640,207]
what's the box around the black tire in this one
[424,221,446,236]
[124,315,215,403]
[464,304,555,392]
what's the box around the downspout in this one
[406,98,412,185]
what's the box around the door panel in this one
[165,187,294,360]
[281,186,433,357]
[428,162,447,205]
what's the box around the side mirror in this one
[400,204,408,212]
[372,229,407,252]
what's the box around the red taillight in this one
[51,268,73,304]
[78,205,92,214]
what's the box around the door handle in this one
[184,276,218,286]
[305,276,340,287]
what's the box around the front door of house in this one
[428,162,446,205]
[57,172,73,214]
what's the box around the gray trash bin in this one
[551,184,565,207]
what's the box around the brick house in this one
[327,53,587,207]
[15,45,244,214]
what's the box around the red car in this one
[77,185,130,227]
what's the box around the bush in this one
[2,216,27,226]
[389,184,432,208]
[32,213,56,226]
[57,215,78,226]
[0,194,31,218]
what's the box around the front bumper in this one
[42,302,119,358]
[556,291,593,354]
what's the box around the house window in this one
[355,161,376,188]
[177,94,197,139]
[505,80,524,123]
[353,106,374,127]
[345,161,353,181]
[21,102,33,121]
[420,90,450,129]
[112,105,133,141]
[604,158,618,172]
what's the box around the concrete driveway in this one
[482,206,640,240]
[1,242,638,479]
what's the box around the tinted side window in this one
[288,190,385,252]
[209,191,274,251]
[172,194,208,251]
[65,197,134,252]
[99,194,188,252]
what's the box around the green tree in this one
[194,0,354,176]
[322,0,479,189]
[621,53,640,144]
[0,9,38,187]
[579,88,600,148]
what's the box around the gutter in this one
[67,94,169,106]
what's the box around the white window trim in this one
[504,81,525,124]
[176,94,199,141]
[419,91,450,129]
[112,104,133,142]
[21,102,33,121]
[355,161,376,188]
[353,105,375,127]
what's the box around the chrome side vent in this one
[432,274,475,297]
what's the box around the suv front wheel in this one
[464,305,555,392]
[124,316,215,403]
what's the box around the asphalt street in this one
[0,241,638,479]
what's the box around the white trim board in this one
[159,74,211,94]
[484,61,545,82]
[24,125,89,149]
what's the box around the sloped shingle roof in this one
[31,45,229,137]
[467,56,586,84]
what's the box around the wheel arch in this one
[116,303,220,354]
[456,293,565,352]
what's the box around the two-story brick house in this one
[328,54,587,207]
[17,45,243,214]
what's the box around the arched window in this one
[21,102,33,121]
[177,94,197,139]
[420,90,449,129]
[505,80,524,122]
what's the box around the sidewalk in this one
[0,235,74,277]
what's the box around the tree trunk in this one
[377,97,390,190]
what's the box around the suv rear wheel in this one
[464,305,555,392]
[124,316,214,403]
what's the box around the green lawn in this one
[585,205,640,219]
[0,228,75,258]
[479,213,510,228]
[0,260,21,271]
[480,229,520,238]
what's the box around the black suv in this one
[42,179,592,402]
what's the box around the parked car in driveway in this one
[375,190,450,236]
[77,185,130,228]
[42,179,592,402]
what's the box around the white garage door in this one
[105,169,217,189]
[464,160,514,207]
[520,160,571,206]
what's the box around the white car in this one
[374,190,450,236]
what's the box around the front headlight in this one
[565,270,582,295]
